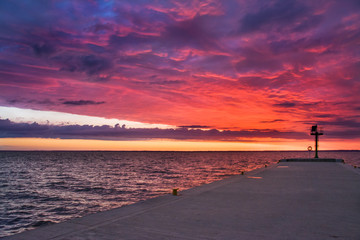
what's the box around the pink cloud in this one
[0,0,359,140]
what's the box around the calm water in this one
[1,151,359,237]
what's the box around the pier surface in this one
[6,160,360,240]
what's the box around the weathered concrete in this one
[5,161,360,240]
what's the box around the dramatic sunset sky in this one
[0,0,359,150]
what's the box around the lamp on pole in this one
[310,125,323,158]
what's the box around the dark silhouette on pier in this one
[310,125,323,158]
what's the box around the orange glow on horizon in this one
[1,138,358,151]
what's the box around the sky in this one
[0,0,359,150]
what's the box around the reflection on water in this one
[0,151,359,237]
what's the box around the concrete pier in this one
[5,160,360,240]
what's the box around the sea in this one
[1,151,359,238]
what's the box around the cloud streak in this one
[62,100,106,106]
[1,119,359,141]
[0,119,313,141]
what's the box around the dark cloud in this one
[235,48,283,74]
[239,0,309,34]
[62,100,106,106]
[0,119,310,141]
[314,114,337,119]
[292,14,323,32]
[109,14,220,52]
[7,98,55,106]
[190,55,234,76]
[161,15,218,50]
[86,44,107,54]
[117,52,180,70]
[109,33,153,48]
[148,80,185,85]
[238,77,270,88]
[0,60,52,86]
[178,125,212,129]
[300,117,360,139]
[0,1,55,32]
[89,23,114,34]
[32,42,56,57]
[273,101,297,108]
[6,98,105,107]
[260,119,285,123]
[273,100,319,109]
[316,119,360,129]
[0,119,50,138]
[80,55,112,75]
[53,54,113,81]
[328,129,360,139]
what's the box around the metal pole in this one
[311,125,323,159]
[315,133,319,158]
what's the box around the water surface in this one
[1,151,359,237]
